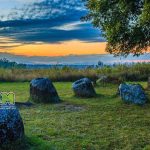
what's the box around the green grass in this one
[0,82,150,150]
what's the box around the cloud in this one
[0,19,104,45]
[52,21,85,31]
[0,0,104,48]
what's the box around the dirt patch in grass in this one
[55,103,85,112]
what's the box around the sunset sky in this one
[0,0,107,56]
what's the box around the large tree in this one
[83,0,150,56]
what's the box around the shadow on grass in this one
[72,93,103,99]
[28,97,64,105]
[0,136,56,150]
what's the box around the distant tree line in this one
[0,58,26,69]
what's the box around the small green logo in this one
[0,92,15,105]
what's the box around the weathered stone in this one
[97,75,122,85]
[119,83,147,105]
[72,78,96,97]
[96,75,108,85]
[30,78,60,103]
[0,105,24,145]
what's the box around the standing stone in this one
[0,105,24,145]
[96,75,108,85]
[96,75,123,85]
[119,83,147,105]
[72,78,96,97]
[30,78,60,103]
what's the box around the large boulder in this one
[119,83,147,105]
[0,105,24,145]
[30,78,60,103]
[72,78,96,97]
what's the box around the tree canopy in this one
[83,0,150,56]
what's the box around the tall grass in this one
[0,63,149,82]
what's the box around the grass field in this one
[0,82,150,150]
[0,63,150,82]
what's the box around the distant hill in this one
[0,52,149,65]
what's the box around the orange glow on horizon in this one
[0,40,107,56]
